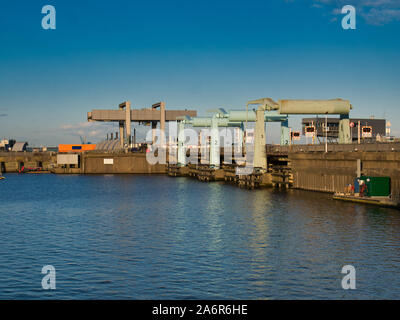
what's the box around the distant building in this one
[58,144,96,153]
[0,139,16,151]
[94,140,123,152]
[302,118,386,141]
[11,142,28,152]
[31,146,51,152]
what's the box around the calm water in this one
[0,173,400,299]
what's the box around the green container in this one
[359,176,391,197]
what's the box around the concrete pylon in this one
[339,114,351,144]
[119,122,124,148]
[210,116,220,168]
[280,118,290,145]
[151,122,157,145]
[177,121,186,166]
[125,101,131,146]
[160,102,166,146]
[253,106,267,169]
[151,102,166,146]
[118,101,131,149]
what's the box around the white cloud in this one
[362,7,400,25]
[59,122,116,143]
[308,0,400,25]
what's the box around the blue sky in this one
[0,0,400,145]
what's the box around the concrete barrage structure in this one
[88,101,197,149]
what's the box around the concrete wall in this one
[57,154,79,165]
[290,151,400,195]
[0,151,167,174]
[0,152,56,172]
[82,153,166,174]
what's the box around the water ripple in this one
[0,174,400,299]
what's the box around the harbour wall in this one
[2,146,400,197]
[80,153,166,174]
[0,151,166,174]
[0,152,56,172]
[288,151,400,196]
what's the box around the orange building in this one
[58,144,96,153]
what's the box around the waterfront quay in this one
[2,142,400,198]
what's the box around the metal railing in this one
[266,142,400,154]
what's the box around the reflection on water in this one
[0,174,400,299]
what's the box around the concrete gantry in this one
[177,113,243,167]
[277,99,352,144]
[246,97,352,170]
[87,101,197,149]
[246,98,288,170]
[247,98,352,144]
[177,108,288,168]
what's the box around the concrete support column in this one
[280,118,290,146]
[339,114,351,144]
[118,101,131,149]
[234,125,244,157]
[119,121,124,149]
[160,102,166,147]
[152,122,157,145]
[254,106,267,169]
[125,101,131,147]
[210,116,220,168]
[177,121,186,166]
[240,123,245,154]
